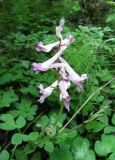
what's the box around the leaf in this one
[85,150,95,160]
[44,141,54,153]
[50,144,73,160]
[0,114,16,130]
[10,98,37,121]
[28,132,38,142]
[0,88,18,108]
[85,120,106,132]
[72,137,90,160]
[95,135,115,156]
[97,114,108,125]
[39,115,49,127]
[11,133,22,145]
[0,150,9,160]
[104,126,115,134]
[107,153,115,160]
[0,114,26,130]
[112,113,115,125]
[16,116,26,129]
[30,152,41,160]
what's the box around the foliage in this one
[0,1,115,160]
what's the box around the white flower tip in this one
[59,18,65,27]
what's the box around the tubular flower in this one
[36,41,59,53]
[36,34,74,53]
[58,80,71,111]
[56,18,65,40]
[61,34,75,46]
[59,57,88,92]
[38,80,58,103]
[32,46,67,73]
[59,66,70,82]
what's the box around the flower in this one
[56,18,65,40]
[59,66,70,81]
[38,80,58,103]
[58,80,71,111]
[59,57,88,92]
[61,34,75,46]
[32,46,67,73]
[36,34,75,53]
[36,41,59,53]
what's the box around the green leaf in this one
[0,88,18,108]
[0,114,16,130]
[9,98,37,121]
[28,132,38,142]
[104,126,115,134]
[112,113,115,125]
[85,120,106,132]
[16,116,26,128]
[44,141,54,153]
[95,135,115,156]
[107,153,115,160]
[40,115,49,127]
[97,114,108,125]
[85,150,95,160]
[30,152,41,160]
[0,114,26,130]
[11,133,22,145]
[0,150,9,160]
[50,144,73,160]
[72,137,90,160]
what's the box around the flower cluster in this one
[32,18,88,111]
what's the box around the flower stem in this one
[59,78,115,133]
[54,101,64,125]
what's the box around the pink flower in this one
[58,80,71,111]
[38,80,58,103]
[62,34,75,46]
[32,46,67,73]
[59,57,88,92]
[36,41,59,53]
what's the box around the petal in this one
[36,41,59,53]
[32,63,42,73]
[38,95,46,103]
[81,74,88,81]
[64,96,70,112]
[75,81,84,92]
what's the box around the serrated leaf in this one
[10,98,37,121]
[0,89,18,108]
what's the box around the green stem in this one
[23,111,43,133]
[58,105,110,135]
[54,102,64,125]
[59,78,115,133]
[10,145,17,160]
